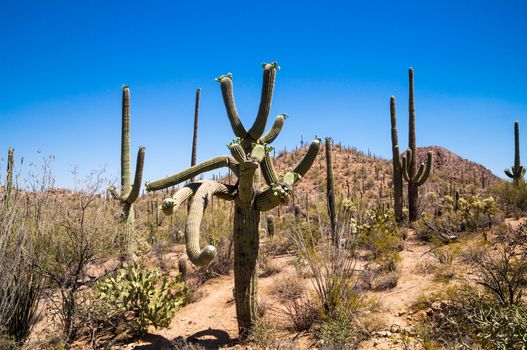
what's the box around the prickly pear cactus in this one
[145,63,320,339]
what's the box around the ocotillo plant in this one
[504,121,525,185]
[325,137,337,244]
[390,96,404,223]
[4,148,14,211]
[145,63,320,339]
[402,68,433,222]
[108,85,145,259]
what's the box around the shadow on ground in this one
[134,329,237,350]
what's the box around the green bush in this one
[416,285,527,349]
[95,264,188,336]
[492,180,527,216]
[357,209,402,271]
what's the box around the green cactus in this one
[400,68,433,222]
[108,85,145,260]
[146,63,320,339]
[4,147,14,211]
[325,137,337,244]
[504,121,525,185]
[190,88,200,181]
[266,214,275,237]
[390,97,404,223]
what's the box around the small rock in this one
[397,310,406,317]
[390,323,401,333]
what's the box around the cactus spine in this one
[325,137,337,244]
[390,97,404,223]
[504,121,525,185]
[145,63,320,339]
[4,148,14,211]
[402,68,433,222]
[108,85,145,259]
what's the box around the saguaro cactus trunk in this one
[146,63,320,339]
[108,85,145,259]
[4,148,14,211]
[401,68,433,222]
[325,137,337,243]
[504,121,525,185]
[190,88,200,182]
[390,97,403,223]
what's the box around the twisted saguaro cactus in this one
[325,137,337,244]
[146,63,320,339]
[108,85,145,259]
[4,148,14,211]
[504,121,525,185]
[390,97,404,223]
[402,68,433,222]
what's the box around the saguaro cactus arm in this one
[145,156,239,191]
[260,155,279,186]
[401,148,433,184]
[504,121,525,182]
[248,62,280,139]
[417,151,433,185]
[185,180,237,266]
[216,73,248,139]
[260,114,286,144]
[293,138,322,178]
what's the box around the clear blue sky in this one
[1,1,526,188]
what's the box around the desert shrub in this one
[428,243,462,282]
[271,273,305,301]
[465,225,527,305]
[95,263,188,336]
[417,195,500,241]
[492,180,527,216]
[259,256,282,277]
[357,209,402,272]
[416,285,527,349]
[317,309,359,347]
[37,169,120,347]
[247,317,278,348]
[281,295,319,332]
[289,215,377,345]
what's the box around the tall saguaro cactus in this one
[402,68,433,222]
[108,85,145,259]
[325,137,337,243]
[504,121,525,185]
[390,97,403,223]
[146,63,320,339]
[190,88,200,181]
[4,148,14,211]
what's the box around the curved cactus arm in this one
[160,182,200,216]
[254,184,292,211]
[248,62,280,140]
[417,151,433,185]
[505,168,515,178]
[186,180,235,266]
[216,73,247,138]
[124,147,145,204]
[260,113,286,144]
[414,163,425,184]
[402,153,411,182]
[146,156,239,191]
[229,143,246,163]
[261,155,279,186]
[293,138,322,178]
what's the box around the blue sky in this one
[1,1,526,188]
